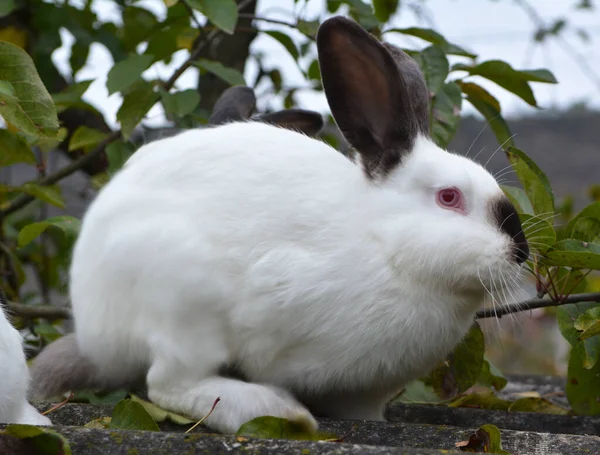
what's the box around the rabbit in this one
[0,294,51,426]
[29,16,529,435]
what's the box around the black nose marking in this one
[492,197,529,264]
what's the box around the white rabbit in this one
[30,16,528,434]
[0,300,51,425]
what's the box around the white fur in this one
[64,121,522,434]
[0,308,51,425]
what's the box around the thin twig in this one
[7,301,72,320]
[185,397,221,434]
[476,291,600,319]
[238,13,298,29]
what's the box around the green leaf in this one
[385,27,476,58]
[68,126,108,152]
[0,79,15,96]
[557,303,600,369]
[373,0,399,23]
[0,0,16,17]
[16,183,65,209]
[546,239,600,270]
[508,397,570,415]
[574,307,600,341]
[110,399,160,431]
[72,389,129,405]
[458,81,514,148]
[121,6,159,52]
[453,60,556,107]
[33,322,63,342]
[0,42,59,139]
[431,81,462,148]
[566,343,600,415]
[296,19,320,38]
[145,21,193,64]
[160,88,201,118]
[519,214,556,254]
[502,185,534,215]
[52,80,93,107]
[116,80,160,140]
[18,216,81,248]
[431,322,485,399]
[236,416,331,441]
[105,140,136,176]
[449,391,512,410]
[0,129,36,167]
[478,356,508,391]
[1,424,72,454]
[193,59,245,86]
[187,0,238,34]
[130,394,194,425]
[394,380,446,404]
[455,424,510,455]
[106,54,154,96]
[570,217,600,243]
[505,146,554,217]
[413,45,448,95]
[562,201,600,241]
[264,31,299,60]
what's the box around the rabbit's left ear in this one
[255,109,324,137]
[208,86,257,126]
[317,16,429,178]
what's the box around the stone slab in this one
[27,403,600,455]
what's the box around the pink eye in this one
[437,188,466,213]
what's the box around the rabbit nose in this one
[492,197,529,265]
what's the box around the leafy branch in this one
[0,0,255,220]
[476,291,600,319]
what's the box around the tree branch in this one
[475,291,600,319]
[6,301,72,320]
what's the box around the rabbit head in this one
[208,85,324,137]
[317,17,528,298]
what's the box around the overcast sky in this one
[56,0,600,128]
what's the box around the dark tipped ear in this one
[208,86,257,126]
[316,16,429,178]
[255,109,324,137]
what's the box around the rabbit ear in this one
[208,86,257,126]
[255,109,324,137]
[316,16,429,178]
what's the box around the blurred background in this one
[1,0,599,377]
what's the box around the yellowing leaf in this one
[0,25,27,48]
[130,394,194,425]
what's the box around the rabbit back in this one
[69,122,473,401]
